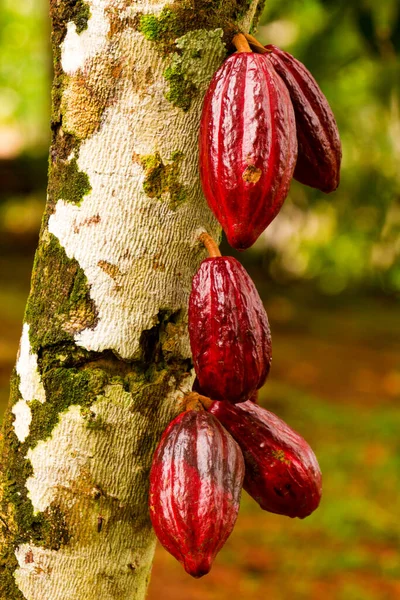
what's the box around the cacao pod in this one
[149,409,244,577]
[266,45,341,193]
[189,256,272,404]
[199,52,297,250]
[209,400,322,518]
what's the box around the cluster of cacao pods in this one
[149,234,322,577]
[148,32,332,579]
[199,34,341,250]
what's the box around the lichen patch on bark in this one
[10,324,47,443]
[163,29,225,112]
[61,41,124,140]
[140,151,187,209]
[11,401,32,444]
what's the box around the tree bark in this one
[0,1,264,598]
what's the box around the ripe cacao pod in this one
[266,44,341,193]
[199,52,297,250]
[149,409,244,577]
[209,400,322,518]
[189,256,272,404]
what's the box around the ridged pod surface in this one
[149,410,244,578]
[266,44,341,193]
[209,400,322,518]
[199,52,298,250]
[189,257,272,403]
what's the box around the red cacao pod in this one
[199,52,297,250]
[189,256,272,404]
[149,410,244,577]
[266,45,341,193]
[209,400,322,518]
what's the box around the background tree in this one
[0,1,265,598]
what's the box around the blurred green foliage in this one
[0,0,50,156]
[0,0,399,293]
[256,0,400,295]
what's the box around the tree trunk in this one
[0,1,264,598]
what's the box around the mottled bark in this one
[0,1,264,599]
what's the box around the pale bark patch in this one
[12,324,46,442]
[61,4,110,76]
[50,29,222,359]
[16,324,46,405]
[15,536,156,600]
[11,400,32,444]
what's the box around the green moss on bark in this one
[140,151,187,210]
[30,367,109,445]
[0,546,24,600]
[72,0,91,34]
[48,156,91,206]
[162,29,226,112]
[0,375,25,600]
[163,64,197,112]
[137,1,248,54]
[25,233,98,353]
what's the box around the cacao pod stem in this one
[184,391,214,412]
[232,33,252,53]
[199,232,221,258]
[244,34,271,54]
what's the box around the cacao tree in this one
[0,0,265,598]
